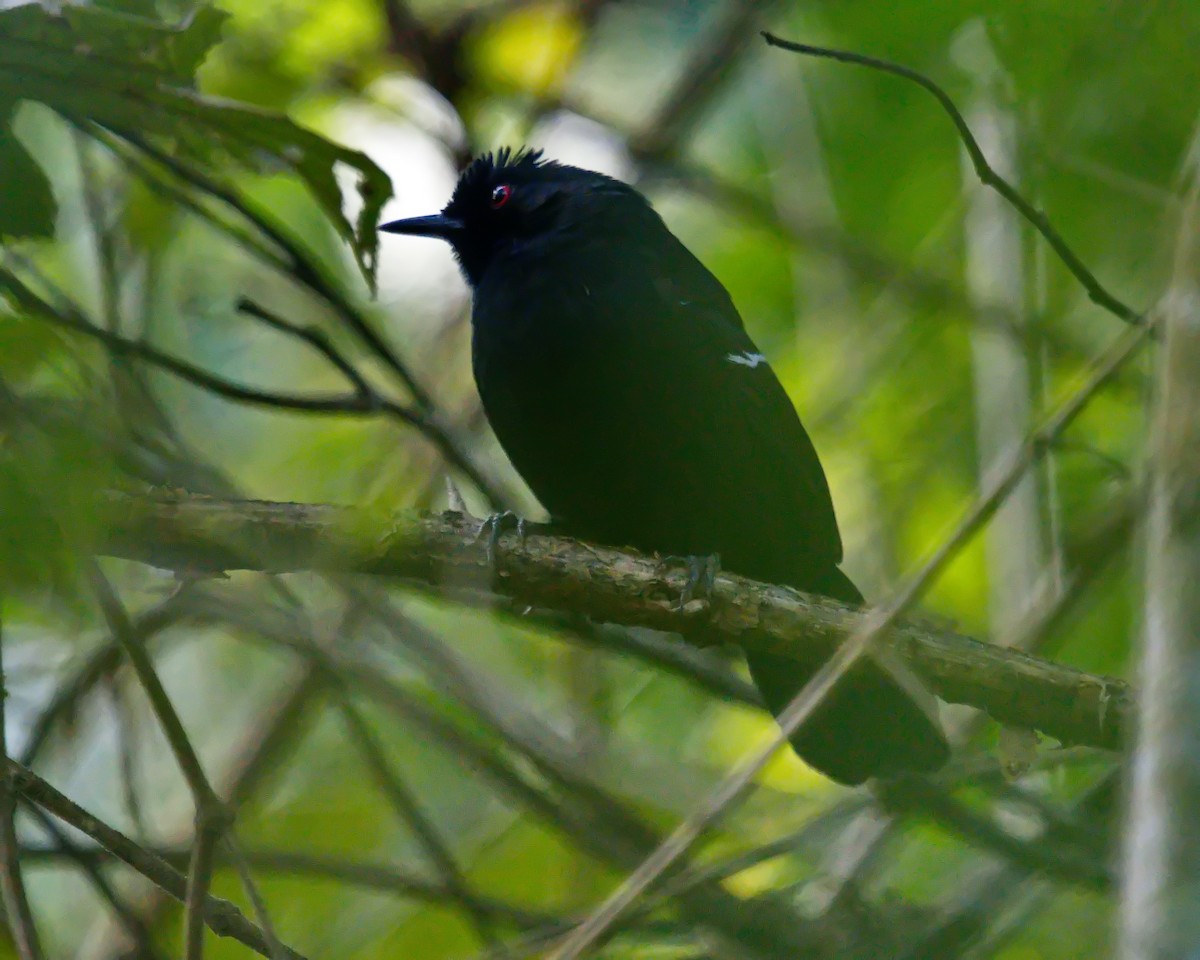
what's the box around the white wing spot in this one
[727,351,767,368]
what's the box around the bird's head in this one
[380,148,643,287]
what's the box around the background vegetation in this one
[0,0,1196,957]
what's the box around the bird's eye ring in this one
[490,184,512,209]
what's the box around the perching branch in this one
[99,492,1131,753]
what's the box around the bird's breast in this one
[470,278,652,533]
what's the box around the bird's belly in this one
[476,344,646,529]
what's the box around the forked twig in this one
[87,565,285,960]
[4,757,307,960]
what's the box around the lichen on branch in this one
[100,492,1130,752]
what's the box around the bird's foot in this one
[476,510,528,565]
[658,553,721,612]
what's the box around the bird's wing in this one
[606,240,846,577]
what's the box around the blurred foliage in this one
[0,0,1193,958]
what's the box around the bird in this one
[381,148,948,785]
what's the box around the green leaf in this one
[0,102,55,238]
[60,4,230,86]
[0,1,391,285]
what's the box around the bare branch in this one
[14,843,555,928]
[877,775,1111,890]
[291,639,828,959]
[21,594,189,767]
[0,616,44,960]
[0,263,378,415]
[183,817,222,960]
[103,127,426,403]
[88,566,234,959]
[1118,163,1200,960]
[335,694,502,947]
[20,803,164,958]
[235,297,378,399]
[762,33,1144,327]
[5,758,306,960]
[100,492,1131,752]
[90,565,294,960]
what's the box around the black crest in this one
[445,148,567,217]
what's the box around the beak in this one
[379,213,464,241]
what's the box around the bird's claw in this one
[476,510,528,565]
[660,553,721,611]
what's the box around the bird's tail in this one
[744,568,948,786]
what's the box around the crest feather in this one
[459,147,563,189]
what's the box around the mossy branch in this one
[100,493,1130,753]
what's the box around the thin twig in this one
[14,843,556,928]
[88,568,219,808]
[0,263,381,415]
[21,594,190,767]
[877,776,1110,889]
[5,258,498,524]
[903,767,1118,958]
[104,127,426,402]
[88,565,231,960]
[223,833,287,960]
[223,666,327,812]
[73,132,123,334]
[761,33,1144,327]
[4,757,307,960]
[87,566,288,960]
[219,593,820,956]
[183,817,222,960]
[236,298,377,399]
[235,297,490,472]
[75,120,504,505]
[0,612,45,960]
[336,695,502,947]
[91,125,292,271]
[289,640,823,959]
[21,802,165,958]
[109,676,150,839]
[822,491,1138,903]
[95,664,324,960]
[90,125,508,507]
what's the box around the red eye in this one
[490,184,512,209]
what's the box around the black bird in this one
[382,149,947,784]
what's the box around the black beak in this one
[379,213,464,241]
